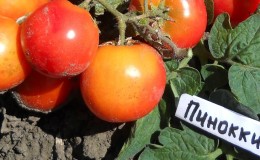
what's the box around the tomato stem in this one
[94,0,188,58]
[144,0,149,13]
[78,0,91,10]
[95,0,126,45]
[129,19,184,57]
[178,49,193,69]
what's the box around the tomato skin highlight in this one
[0,0,49,20]
[213,0,260,26]
[12,71,77,113]
[129,0,207,48]
[20,0,99,78]
[0,16,31,92]
[80,43,166,122]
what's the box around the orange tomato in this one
[0,16,31,92]
[129,0,207,48]
[0,0,49,20]
[80,42,166,122]
[12,71,77,113]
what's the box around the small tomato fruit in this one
[20,0,99,78]
[0,0,49,20]
[12,71,77,113]
[80,42,166,122]
[129,0,207,48]
[0,16,31,92]
[213,0,260,26]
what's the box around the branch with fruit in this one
[0,0,259,159]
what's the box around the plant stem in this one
[178,49,193,69]
[213,60,218,65]
[78,0,91,10]
[226,154,234,160]
[129,19,187,58]
[220,142,248,160]
[127,13,156,21]
[94,0,186,59]
[95,0,126,45]
[209,148,223,159]
[223,59,240,66]
[144,0,149,13]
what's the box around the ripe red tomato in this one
[213,0,260,26]
[80,42,166,122]
[0,16,31,92]
[129,0,207,48]
[20,0,99,78]
[0,0,49,20]
[12,71,77,113]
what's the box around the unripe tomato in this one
[213,0,260,26]
[12,71,77,113]
[0,0,49,20]
[129,0,207,48]
[80,42,166,122]
[20,0,99,78]
[0,16,31,92]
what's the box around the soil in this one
[0,92,132,160]
[0,1,132,159]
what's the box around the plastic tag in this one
[175,94,260,157]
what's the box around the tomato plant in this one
[0,15,31,92]
[80,42,166,122]
[129,0,207,48]
[0,0,49,20]
[0,0,260,159]
[213,0,260,26]
[20,0,99,78]
[12,71,77,113]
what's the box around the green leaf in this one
[209,89,259,120]
[165,59,179,81]
[165,59,179,73]
[208,13,232,59]
[209,13,260,114]
[139,126,220,160]
[226,14,260,113]
[201,64,228,92]
[117,106,161,160]
[229,64,260,113]
[169,67,201,98]
[209,13,260,62]
[226,14,260,65]
[157,98,171,128]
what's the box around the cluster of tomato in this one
[0,0,259,122]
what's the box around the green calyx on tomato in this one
[129,0,207,49]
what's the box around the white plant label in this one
[175,94,260,157]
